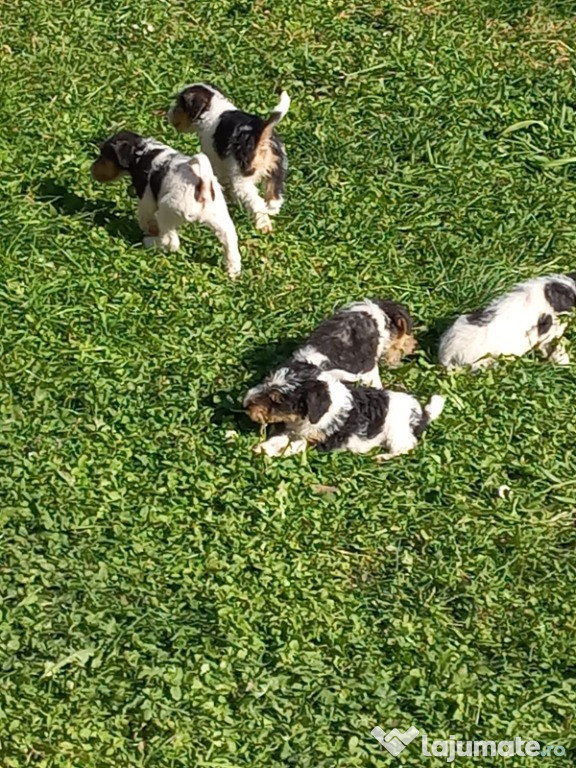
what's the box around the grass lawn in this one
[2,0,576,765]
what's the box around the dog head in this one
[167,84,217,132]
[244,376,331,427]
[379,301,417,364]
[91,131,143,182]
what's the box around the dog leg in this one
[231,177,272,233]
[264,162,286,216]
[374,428,418,463]
[204,207,241,279]
[253,433,291,457]
[137,187,159,236]
[154,206,183,252]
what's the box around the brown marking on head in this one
[384,333,418,366]
[90,132,141,183]
[169,85,214,132]
[245,388,304,426]
[91,157,124,183]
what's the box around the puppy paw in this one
[374,452,395,463]
[550,348,571,365]
[255,213,273,233]
[226,262,242,280]
[267,199,283,216]
[253,435,290,457]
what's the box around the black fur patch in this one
[213,110,267,174]
[537,313,553,336]
[301,380,332,424]
[301,309,380,375]
[147,154,174,200]
[466,307,496,326]
[317,387,390,452]
[545,281,576,313]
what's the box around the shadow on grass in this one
[203,337,302,429]
[35,179,141,243]
[417,315,454,359]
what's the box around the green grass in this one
[1,0,576,765]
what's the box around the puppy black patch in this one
[318,387,389,452]
[537,313,553,336]
[213,110,266,174]
[545,281,576,313]
[147,154,174,200]
[302,380,331,424]
[303,310,380,375]
[466,307,496,326]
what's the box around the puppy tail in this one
[256,90,290,148]
[190,152,216,204]
[424,394,445,422]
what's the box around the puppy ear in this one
[268,390,285,404]
[107,136,134,169]
[302,380,330,424]
[388,303,413,337]
[545,280,576,313]
[180,86,213,121]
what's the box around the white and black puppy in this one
[167,84,290,233]
[439,274,576,369]
[247,371,445,461]
[244,299,417,426]
[91,131,241,278]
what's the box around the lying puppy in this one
[439,274,576,369]
[167,84,290,233]
[244,299,416,423]
[246,371,445,460]
[91,131,241,278]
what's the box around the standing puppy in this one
[167,84,290,233]
[439,274,576,369]
[91,131,241,278]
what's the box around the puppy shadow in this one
[35,179,141,243]
[203,337,302,430]
[416,316,454,360]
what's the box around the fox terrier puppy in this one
[167,85,290,233]
[244,298,416,419]
[246,370,445,461]
[439,273,576,369]
[91,131,241,278]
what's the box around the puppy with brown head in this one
[91,131,241,278]
[167,83,290,233]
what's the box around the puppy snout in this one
[245,403,268,424]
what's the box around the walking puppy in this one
[167,85,290,233]
[247,371,445,461]
[91,131,241,278]
[244,298,416,425]
[439,274,576,369]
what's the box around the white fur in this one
[142,148,241,278]
[439,276,574,368]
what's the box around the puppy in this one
[246,371,445,461]
[167,84,290,233]
[439,274,576,369]
[91,131,241,278]
[244,299,416,426]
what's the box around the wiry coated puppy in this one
[244,299,416,424]
[91,131,241,277]
[246,371,445,461]
[167,84,290,233]
[439,274,576,369]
